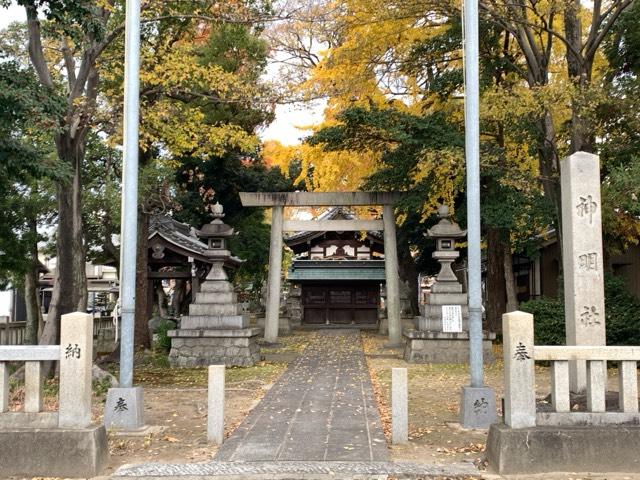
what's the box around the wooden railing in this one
[503,311,640,428]
[0,312,93,429]
[0,322,26,346]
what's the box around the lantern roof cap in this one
[426,205,467,239]
[198,202,235,239]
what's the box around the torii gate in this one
[240,191,404,345]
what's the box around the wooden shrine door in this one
[302,284,379,326]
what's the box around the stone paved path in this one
[215,329,388,462]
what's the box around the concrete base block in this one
[0,424,108,477]
[486,423,640,474]
[403,329,495,364]
[459,385,497,429]
[104,386,144,430]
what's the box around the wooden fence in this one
[0,316,117,346]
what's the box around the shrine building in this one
[284,207,386,327]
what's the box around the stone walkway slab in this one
[113,460,479,478]
[215,330,388,462]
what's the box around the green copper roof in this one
[288,260,386,281]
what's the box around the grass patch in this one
[124,361,287,388]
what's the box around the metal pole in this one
[118,0,142,388]
[463,0,483,388]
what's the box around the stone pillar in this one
[619,361,639,413]
[383,204,401,346]
[265,205,284,343]
[560,152,606,393]
[392,367,408,444]
[0,363,7,413]
[208,365,225,444]
[503,311,536,428]
[59,312,93,428]
[24,361,43,413]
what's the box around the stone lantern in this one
[403,205,494,363]
[427,205,467,295]
[168,201,261,367]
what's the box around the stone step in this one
[113,460,478,478]
[196,291,236,304]
[180,315,248,330]
[199,281,233,293]
[189,303,240,316]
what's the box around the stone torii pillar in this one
[265,205,284,343]
[383,204,402,346]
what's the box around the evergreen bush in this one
[520,274,640,346]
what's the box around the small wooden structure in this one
[147,215,242,318]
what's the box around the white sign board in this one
[441,305,463,333]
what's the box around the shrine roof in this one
[288,259,386,282]
[149,215,208,255]
[284,207,383,246]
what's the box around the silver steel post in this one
[464,0,483,389]
[459,0,497,428]
[119,0,142,388]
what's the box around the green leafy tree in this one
[0,60,62,342]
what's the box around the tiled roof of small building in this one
[148,215,208,255]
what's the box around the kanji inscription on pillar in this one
[560,152,606,393]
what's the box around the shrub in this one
[520,274,640,346]
[154,320,174,352]
[520,296,565,345]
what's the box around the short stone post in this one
[24,361,43,413]
[503,311,536,428]
[560,152,606,393]
[58,312,93,428]
[619,361,639,413]
[586,360,606,412]
[551,361,570,412]
[208,365,225,444]
[392,367,408,444]
[0,362,9,413]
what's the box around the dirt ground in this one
[5,329,640,480]
[96,333,312,475]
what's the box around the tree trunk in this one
[40,143,87,348]
[485,227,507,333]
[536,112,563,252]
[563,0,595,154]
[24,219,42,345]
[134,210,150,349]
[503,248,518,313]
[397,231,419,316]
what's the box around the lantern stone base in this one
[168,328,261,367]
[403,329,495,364]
